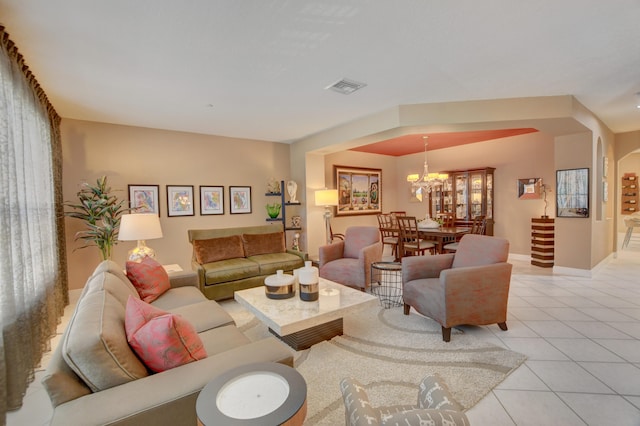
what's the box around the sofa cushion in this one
[83,267,140,307]
[198,324,251,356]
[125,297,207,373]
[202,258,260,285]
[247,252,305,275]
[242,232,285,257]
[151,286,209,311]
[62,290,149,392]
[168,300,235,332]
[126,257,171,303]
[193,235,245,264]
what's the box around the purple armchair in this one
[319,226,382,290]
[402,234,512,342]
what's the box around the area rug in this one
[222,301,526,425]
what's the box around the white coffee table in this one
[235,278,377,350]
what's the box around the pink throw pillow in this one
[126,257,170,303]
[125,296,207,373]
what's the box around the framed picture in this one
[128,184,160,215]
[334,165,382,216]
[556,168,589,218]
[200,186,224,215]
[518,178,542,200]
[166,185,194,217]
[229,186,252,214]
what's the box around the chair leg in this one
[403,304,411,315]
[498,322,508,331]
[442,326,451,342]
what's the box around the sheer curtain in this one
[0,26,68,423]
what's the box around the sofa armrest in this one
[287,249,307,261]
[50,337,294,426]
[402,254,455,283]
[319,241,345,266]
[168,270,198,288]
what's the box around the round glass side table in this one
[196,362,307,426]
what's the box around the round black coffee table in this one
[196,362,307,426]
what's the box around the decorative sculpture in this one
[287,180,298,203]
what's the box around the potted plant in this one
[65,176,131,260]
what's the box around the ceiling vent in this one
[325,78,367,95]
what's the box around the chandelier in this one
[406,136,449,193]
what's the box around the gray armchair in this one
[319,226,382,290]
[402,234,512,342]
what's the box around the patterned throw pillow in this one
[124,296,207,373]
[126,256,170,303]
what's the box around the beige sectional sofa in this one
[42,260,293,426]
[188,223,306,301]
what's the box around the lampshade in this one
[315,189,338,206]
[118,213,163,241]
[118,213,163,262]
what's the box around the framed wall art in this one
[200,186,224,215]
[166,185,194,217]
[517,178,542,200]
[128,184,160,215]
[334,165,382,216]
[230,186,252,214]
[556,168,589,218]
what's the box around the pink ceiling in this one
[350,128,539,157]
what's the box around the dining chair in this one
[397,216,436,258]
[443,215,485,253]
[436,212,455,227]
[329,224,344,242]
[377,213,400,261]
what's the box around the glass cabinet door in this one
[470,172,484,219]
[439,177,453,214]
[486,173,493,219]
[454,173,468,221]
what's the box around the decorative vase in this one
[265,203,281,218]
[287,180,298,203]
[298,261,319,301]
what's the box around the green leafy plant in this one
[64,176,131,260]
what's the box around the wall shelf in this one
[265,180,302,244]
[621,173,638,214]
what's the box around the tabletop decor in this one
[265,203,281,219]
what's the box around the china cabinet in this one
[266,180,302,244]
[429,167,495,235]
[621,173,638,214]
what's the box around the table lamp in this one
[314,189,339,245]
[118,213,163,262]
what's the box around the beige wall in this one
[314,132,553,257]
[62,119,292,289]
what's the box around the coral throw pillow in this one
[124,296,207,373]
[126,256,170,303]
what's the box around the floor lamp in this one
[118,213,163,262]
[314,189,339,245]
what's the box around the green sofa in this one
[188,223,306,301]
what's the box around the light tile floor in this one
[8,235,640,425]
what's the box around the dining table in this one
[417,225,471,254]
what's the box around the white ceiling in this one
[2,0,640,144]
